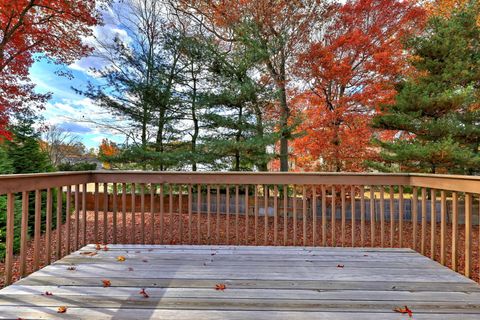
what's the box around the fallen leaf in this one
[95,243,101,250]
[139,288,149,298]
[80,251,97,256]
[102,280,111,287]
[103,245,109,251]
[128,267,134,272]
[57,306,67,313]
[42,291,53,296]
[67,266,76,271]
[337,264,345,268]
[215,283,226,291]
[142,259,148,263]
[393,306,413,317]
[117,256,126,262]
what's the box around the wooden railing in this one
[1,171,480,286]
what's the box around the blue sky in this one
[28,5,128,150]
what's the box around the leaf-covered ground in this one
[1,211,479,287]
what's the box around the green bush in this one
[0,196,23,262]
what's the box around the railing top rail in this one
[0,171,480,194]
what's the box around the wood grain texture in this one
[1,245,479,319]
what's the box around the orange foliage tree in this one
[0,0,102,138]
[99,138,119,169]
[292,0,426,172]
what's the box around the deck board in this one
[1,245,480,319]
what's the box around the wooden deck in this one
[1,246,480,319]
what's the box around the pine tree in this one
[371,7,480,174]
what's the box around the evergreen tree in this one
[5,115,52,174]
[370,7,480,174]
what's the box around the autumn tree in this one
[291,0,425,172]
[371,6,480,174]
[0,0,103,138]
[98,138,119,169]
[175,0,326,171]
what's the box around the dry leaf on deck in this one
[139,288,149,298]
[80,251,97,256]
[117,256,126,262]
[95,244,101,250]
[42,291,53,296]
[215,283,226,291]
[337,264,345,268]
[67,266,76,271]
[102,280,111,287]
[57,306,67,313]
[393,305,413,317]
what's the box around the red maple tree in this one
[292,0,426,172]
[0,0,102,138]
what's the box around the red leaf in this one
[139,288,149,298]
[393,306,413,317]
[215,283,226,291]
[102,280,111,287]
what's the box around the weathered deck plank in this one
[1,245,480,319]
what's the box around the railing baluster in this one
[302,185,307,246]
[178,184,183,244]
[312,185,317,246]
[389,186,394,248]
[341,186,345,247]
[245,185,249,244]
[141,183,145,244]
[122,183,127,244]
[5,193,15,285]
[197,184,201,243]
[46,188,52,265]
[103,182,108,244]
[216,185,220,244]
[113,183,118,244]
[56,187,62,260]
[226,185,230,245]
[380,186,385,247]
[160,184,165,244]
[322,185,327,246]
[74,184,80,250]
[293,186,297,246]
[452,192,458,271]
[265,185,269,246]
[169,184,173,243]
[19,191,29,277]
[94,183,99,244]
[430,189,436,260]
[332,186,336,246]
[34,189,41,270]
[207,185,211,244]
[351,186,356,247]
[440,190,446,265]
[370,186,375,247]
[412,187,418,250]
[283,185,288,246]
[236,185,240,245]
[399,186,404,248]
[254,185,259,245]
[421,187,427,255]
[360,185,365,247]
[82,183,87,246]
[131,183,136,244]
[66,186,71,254]
[188,184,192,244]
[465,193,472,278]
[274,185,278,246]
